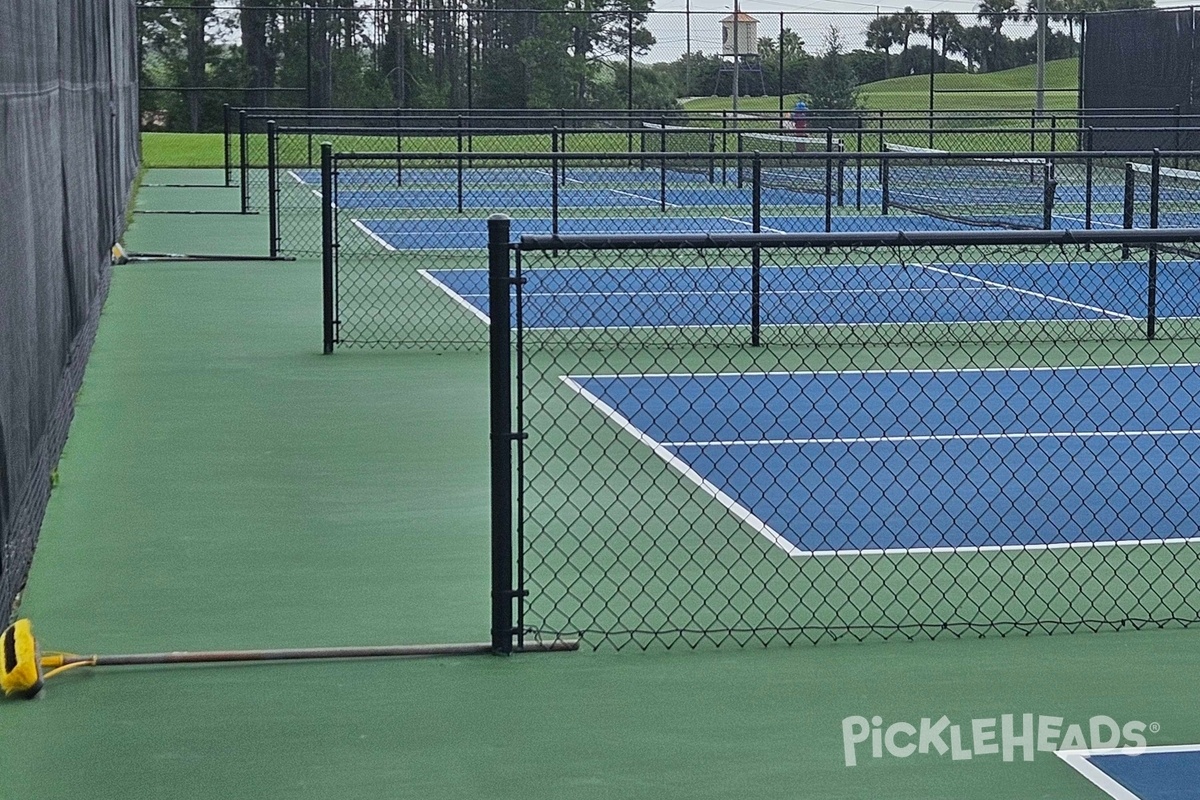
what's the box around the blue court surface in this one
[422,258,1200,329]
[291,166,739,187]
[1059,744,1200,799]
[330,184,841,211]
[561,365,1200,556]
[354,213,1141,250]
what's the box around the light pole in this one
[1036,0,1047,112]
[732,0,740,117]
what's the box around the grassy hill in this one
[684,58,1079,114]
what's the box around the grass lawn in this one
[684,58,1079,114]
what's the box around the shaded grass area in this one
[8,169,1200,799]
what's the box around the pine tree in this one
[808,27,859,111]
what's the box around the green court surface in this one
[5,169,1200,799]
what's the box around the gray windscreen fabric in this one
[1083,9,1200,150]
[0,0,140,619]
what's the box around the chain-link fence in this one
[317,146,1200,354]
[475,226,1200,650]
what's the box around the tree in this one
[929,12,965,69]
[958,24,993,72]
[780,29,806,60]
[808,26,859,111]
[865,15,902,77]
[896,7,926,55]
[976,0,1018,37]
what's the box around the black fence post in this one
[751,154,762,348]
[238,110,249,213]
[267,120,279,259]
[488,214,515,656]
[659,117,668,212]
[1084,128,1094,229]
[1042,164,1055,230]
[223,103,232,186]
[457,115,465,214]
[395,109,403,187]
[321,143,336,354]
[824,129,834,233]
[551,134,560,239]
[855,129,863,210]
[1122,162,1135,259]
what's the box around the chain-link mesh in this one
[501,229,1200,649]
[322,148,1200,351]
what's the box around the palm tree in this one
[930,12,965,70]
[896,6,926,55]
[865,15,902,77]
[976,0,1017,37]
[959,24,993,72]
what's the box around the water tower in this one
[713,10,765,100]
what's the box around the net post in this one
[1084,128,1094,229]
[751,154,762,348]
[487,214,515,656]
[320,143,336,355]
[223,103,232,186]
[238,110,249,213]
[1030,109,1036,152]
[1122,162,1135,259]
[267,120,279,259]
[1050,116,1057,152]
[1147,149,1161,339]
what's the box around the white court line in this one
[719,215,788,234]
[563,372,1200,557]
[576,362,1200,381]
[664,427,1200,449]
[349,218,396,252]
[1057,744,1200,800]
[287,169,312,187]
[417,270,491,324]
[450,287,994,300]
[559,376,807,558]
[914,261,1135,320]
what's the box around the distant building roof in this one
[721,12,758,23]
